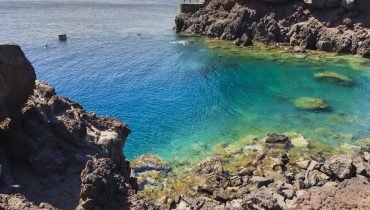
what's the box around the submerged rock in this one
[265,133,291,148]
[314,72,353,86]
[293,97,330,112]
[131,153,169,173]
[290,135,309,148]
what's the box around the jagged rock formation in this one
[169,134,370,209]
[0,44,36,121]
[175,0,370,57]
[0,44,153,210]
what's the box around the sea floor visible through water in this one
[155,37,370,166]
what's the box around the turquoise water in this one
[1,0,370,161]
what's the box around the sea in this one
[1,0,370,162]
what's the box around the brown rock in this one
[242,187,286,210]
[197,157,224,175]
[322,155,355,180]
[291,177,370,210]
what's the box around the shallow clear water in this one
[1,0,370,161]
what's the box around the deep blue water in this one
[1,0,370,161]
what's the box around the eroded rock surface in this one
[0,44,153,210]
[176,0,370,57]
[0,44,36,121]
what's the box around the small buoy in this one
[58,34,67,41]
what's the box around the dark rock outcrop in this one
[0,44,36,121]
[0,44,152,210]
[175,0,370,57]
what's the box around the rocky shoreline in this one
[168,134,370,209]
[132,132,370,210]
[175,0,370,58]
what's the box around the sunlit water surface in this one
[1,0,370,162]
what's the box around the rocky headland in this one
[175,0,370,57]
[0,44,153,210]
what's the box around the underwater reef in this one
[175,0,370,58]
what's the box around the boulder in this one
[0,44,36,121]
[356,39,370,58]
[293,97,330,112]
[322,155,355,180]
[242,187,286,210]
[289,20,321,50]
[314,72,353,86]
[197,157,224,175]
[196,173,230,194]
[316,40,332,51]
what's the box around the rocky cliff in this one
[0,44,153,210]
[0,44,36,121]
[175,0,370,57]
